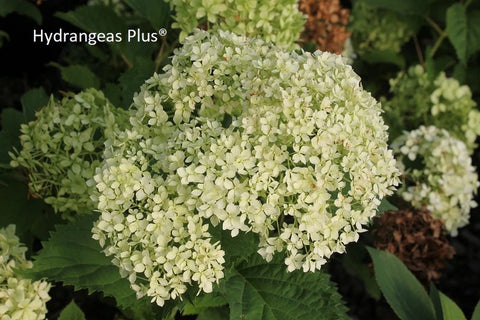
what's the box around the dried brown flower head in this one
[372,208,455,285]
[298,0,350,54]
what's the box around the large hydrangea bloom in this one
[383,65,480,152]
[10,89,128,219]
[0,225,51,320]
[393,125,479,236]
[165,0,305,48]
[92,30,400,306]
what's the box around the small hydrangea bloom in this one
[9,89,128,219]
[92,29,399,306]
[393,126,479,236]
[0,225,51,320]
[349,1,414,54]
[165,0,306,49]
[383,65,480,152]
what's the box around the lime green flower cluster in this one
[349,1,414,54]
[165,0,305,48]
[0,225,51,320]
[10,89,128,219]
[393,126,479,236]
[383,65,480,152]
[92,30,399,306]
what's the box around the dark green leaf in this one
[55,5,125,34]
[360,0,429,15]
[467,10,480,58]
[124,0,170,30]
[342,244,381,300]
[49,63,100,89]
[367,247,436,320]
[210,224,257,266]
[429,285,443,320]
[197,306,230,320]
[447,3,468,64]
[472,298,480,320]
[377,198,398,215]
[20,88,49,122]
[361,50,405,68]
[22,215,141,309]
[437,291,466,320]
[0,173,60,251]
[58,300,86,320]
[219,254,348,320]
[0,0,42,24]
[182,292,227,315]
[118,58,154,108]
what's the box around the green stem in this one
[429,32,447,58]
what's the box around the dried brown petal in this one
[298,0,350,54]
[373,208,455,286]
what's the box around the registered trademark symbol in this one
[158,28,167,37]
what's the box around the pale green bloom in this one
[383,65,480,153]
[9,89,128,219]
[0,225,51,320]
[393,126,479,236]
[165,0,306,49]
[92,29,399,306]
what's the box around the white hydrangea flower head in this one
[9,89,128,219]
[393,125,479,236]
[383,65,480,152]
[165,0,306,49]
[0,225,51,320]
[92,29,400,306]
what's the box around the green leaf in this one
[438,291,466,320]
[182,292,227,315]
[22,215,140,309]
[0,173,60,250]
[58,300,86,320]
[197,306,230,320]
[472,298,480,320]
[367,247,437,320]
[342,244,381,300]
[56,5,125,34]
[210,225,258,266]
[467,10,480,58]
[124,0,170,30]
[219,254,348,320]
[20,88,49,122]
[361,50,406,68]
[0,0,42,24]
[377,198,398,215]
[429,285,443,320]
[49,63,100,89]
[360,0,429,15]
[447,3,468,64]
[117,58,155,108]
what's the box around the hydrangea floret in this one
[0,225,51,320]
[9,89,128,219]
[383,65,480,152]
[165,0,305,48]
[392,125,479,236]
[349,1,414,54]
[92,29,400,306]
